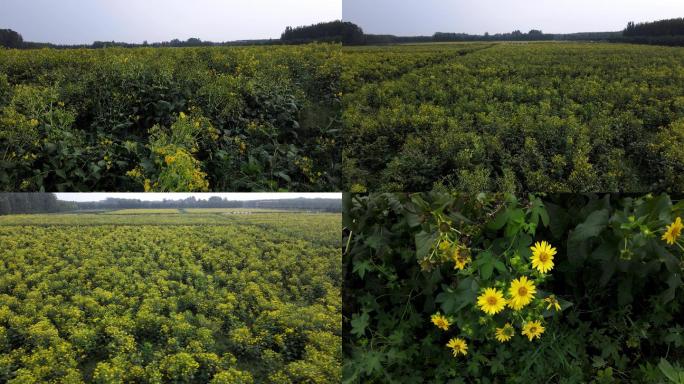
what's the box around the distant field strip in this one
[104,209,181,214]
[183,208,288,213]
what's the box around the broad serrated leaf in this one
[353,260,372,279]
[361,350,383,376]
[350,312,370,337]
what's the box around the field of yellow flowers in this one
[0,210,341,383]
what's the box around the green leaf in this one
[538,204,550,227]
[481,262,493,281]
[545,201,570,239]
[593,241,618,287]
[572,209,610,241]
[350,312,370,338]
[662,273,682,304]
[404,212,423,228]
[275,172,291,183]
[567,209,609,264]
[504,208,525,237]
[365,234,385,250]
[435,278,479,314]
[487,209,509,230]
[415,230,436,259]
[658,358,684,384]
[362,351,384,376]
[353,260,372,279]
[478,251,495,280]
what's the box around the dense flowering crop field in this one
[343,193,684,383]
[342,43,684,192]
[0,210,341,383]
[0,44,341,192]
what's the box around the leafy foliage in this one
[343,192,684,383]
[342,43,684,192]
[0,210,341,383]
[0,44,341,191]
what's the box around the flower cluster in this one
[432,240,563,358]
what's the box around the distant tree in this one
[208,196,223,208]
[280,20,364,45]
[341,22,365,45]
[186,37,202,46]
[623,18,684,37]
[0,29,24,48]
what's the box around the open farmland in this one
[0,210,341,383]
[342,42,684,192]
[0,44,341,192]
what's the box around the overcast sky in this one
[55,193,341,202]
[0,0,341,44]
[344,0,684,35]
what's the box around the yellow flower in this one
[179,112,187,119]
[495,323,515,343]
[438,240,451,250]
[544,295,561,311]
[431,313,450,331]
[446,337,468,357]
[530,240,556,273]
[451,247,471,270]
[164,155,176,165]
[522,320,545,341]
[662,217,683,245]
[476,288,506,315]
[508,276,536,311]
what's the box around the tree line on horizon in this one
[75,197,342,212]
[0,193,75,215]
[624,18,684,37]
[0,21,351,49]
[620,18,684,46]
[342,18,684,46]
[0,28,267,49]
[3,18,684,49]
